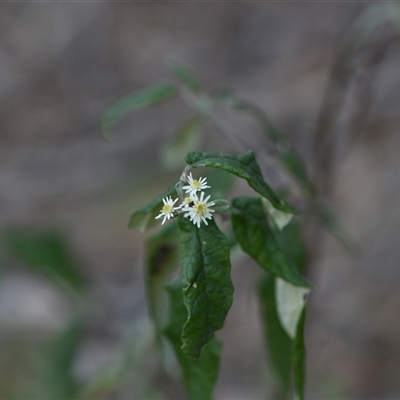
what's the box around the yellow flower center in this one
[183,197,192,205]
[194,202,206,215]
[192,180,201,189]
[162,204,173,214]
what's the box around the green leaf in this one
[168,60,201,93]
[101,83,177,139]
[258,220,309,399]
[160,117,202,170]
[4,229,85,291]
[258,273,293,398]
[211,199,229,213]
[145,221,180,350]
[231,197,311,288]
[293,306,307,400]
[164,278,222,400]
[129,184,177,232]
[211,90,314,195]
[262,197,293,231]
[204,168,235,200]
[274,219,309,399]
[178,216,233,358]
[273,218,307,274]
[186,151,296,213]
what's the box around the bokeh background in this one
[1,2,400,399]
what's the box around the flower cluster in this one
[155,173,215,227]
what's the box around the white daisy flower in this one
[155,196,179,225]
[182,173,210,199]
[182,191,215,228]
[176,196,193,210]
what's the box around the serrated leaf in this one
[4,229,85,291]
[231,197,311,288]
[258,273,293,398]
[168,60,201,93]
[178,216,233,358]
[275,278,310,339]
[145,221,180,350]
[211,90,314,195]
[101,83,177,139]
[129,184,177,232]
[186,151,296,213]
[161,117,202,170]
[164,278,221,400]
[293,306,307,400]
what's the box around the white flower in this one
[182,173,210,199]
[182,191,215,228]
[176,196,193,210]
[155,196,179,225]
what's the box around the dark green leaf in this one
[258,273,293,398]
[211,90,314,195]
[262,198,293,231]
[293,306,307,400]
[178,216,233,358]
[204,168,235,200]
[129,184,177,232]
[4,229,85,291]
[168,60,201,93]
[160,117,202,170]
[273,218,307,274]
[231,197,311,288]
[101,83,177,138]
[145,221,180,349]
[164,278,222,400]
[186,151,296,213]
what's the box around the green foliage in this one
[231,197,311,288]
[186,151,296,213]
[259,274,293,398]
[104,62,325,400]
[145,221,181,350]
[293,307,307,400]
[258,218,310,400]
[210,89,314,196]
[179,216,233,359]
[129,184,177,232]
[164,278,221,400]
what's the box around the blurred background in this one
[1,2,400,399]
